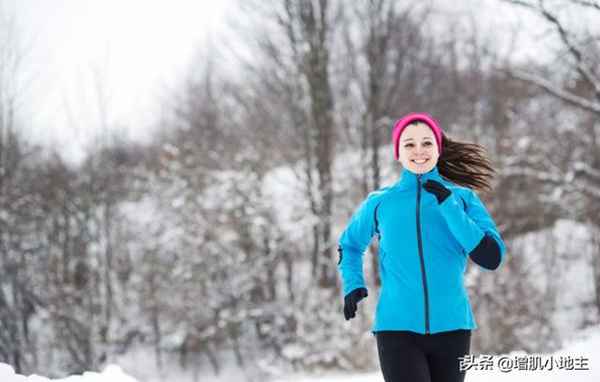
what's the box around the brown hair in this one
[437,132,495,193]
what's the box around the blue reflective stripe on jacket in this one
[337,166,506,334]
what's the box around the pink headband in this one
[392,113,443,160]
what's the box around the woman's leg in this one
[422,329,471,382]
[375,331,431,382]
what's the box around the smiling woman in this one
[338,112,506,382]
[396,123,440,174]
[4,0,230,164]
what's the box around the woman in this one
[337,112,506,382]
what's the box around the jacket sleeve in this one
[438,188,506,271]
[337,193,380,296]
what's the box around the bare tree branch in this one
[535,1,600,101]
[506,68,600,114]
[570,0,600,11]
[499,0,537,9]
[500,0,600,102]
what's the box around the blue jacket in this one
[337,166,506,334]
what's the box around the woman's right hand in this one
[344,287,368,320]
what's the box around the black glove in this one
[423,179,451,204]
[344,287,368,320]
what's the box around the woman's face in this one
[397,122,439,174]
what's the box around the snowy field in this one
[2,324,599,382]
[0,364,137,382]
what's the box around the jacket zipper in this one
[416,174,430,334]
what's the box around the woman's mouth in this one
[412,159,429,164]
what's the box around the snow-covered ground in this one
[0,363,138,382]
[2,324,599,381]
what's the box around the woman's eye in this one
[404,143,414,148]
[423,141,432,146]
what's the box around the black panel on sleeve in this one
[468,233,501,270]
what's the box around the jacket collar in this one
[394,165,444,190]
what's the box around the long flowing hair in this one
[437,132,496,193]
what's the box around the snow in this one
[0,364,138,382]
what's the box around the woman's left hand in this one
[423,180,451,204]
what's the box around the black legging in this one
[375,329,471,382]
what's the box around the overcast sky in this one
[3,0,233,164]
